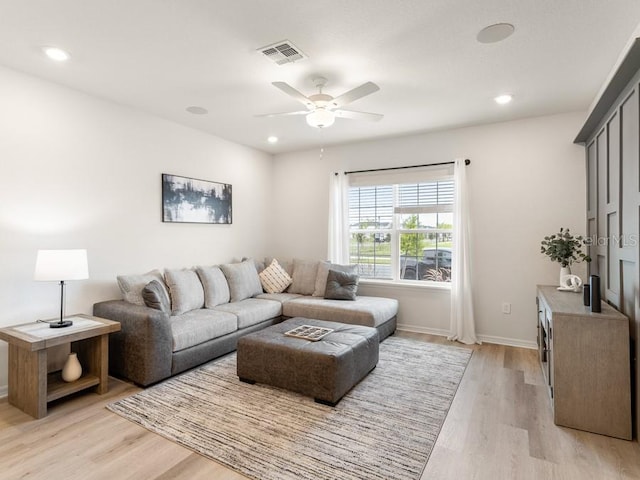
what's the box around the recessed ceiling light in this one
[267,136,279,143]
[186,106,208,115]
[477,23,515,44]
[42,46,70,62]
[494,94,513,105]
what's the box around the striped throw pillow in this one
[259,259,292,294]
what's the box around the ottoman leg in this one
[315,398,338,407]
[239,377,256,384]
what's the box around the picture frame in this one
[162,173,232,224]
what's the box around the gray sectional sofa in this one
[93,258,398,386]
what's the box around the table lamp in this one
[34,249,89,328]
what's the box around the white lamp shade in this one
[306,108,335,128]
[34,249,89,281]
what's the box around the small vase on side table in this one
[62,352,82,382]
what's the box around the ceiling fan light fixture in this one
[306,108,335,128]
[259,78,381,127]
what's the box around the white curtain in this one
[448,159,480,345]
[328,171,349,263]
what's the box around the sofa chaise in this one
[93,258,398,386]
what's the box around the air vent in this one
[258,40,306,65]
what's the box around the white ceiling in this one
[0,1,639,154]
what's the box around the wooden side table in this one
[0,314,121,419]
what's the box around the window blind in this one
[348,185,393,228]
[394,180,454,214]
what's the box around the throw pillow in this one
[259,259,292,294]
[288,258,319,295]
[324,269,359,301]
[220,259,263,302]
[196,265,231,308]
[164,268,205,315]
[264,257,293,276]
[117,269,166,306]
[313,262,358,297]
[142,280,171,314]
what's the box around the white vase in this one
[62,352,82,382]
[560,266,571,287]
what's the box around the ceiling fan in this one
[257,76,383,128]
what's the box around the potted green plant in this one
[540,228,591,286]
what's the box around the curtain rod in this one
[340,159,470,175]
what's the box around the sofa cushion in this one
[282,296,399,329]
[313,262,358,297]
[288,258,319,295]
[242,257,266,273]
[170,309,237,352]
[196,265,231,307]
[215,298,282,329]
[324,269,359,301]
[255,292,303,303]
[117,269,166,306]
[142,280,171,313]
[220,259,264,302]
[259,259,292,294]
[165,268,205,315]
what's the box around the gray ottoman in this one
[237,317,379,406]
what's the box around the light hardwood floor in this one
[0,332,638,479]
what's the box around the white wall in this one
[0,65,274,391]
[0,62,588,395]
[270,111,587,347]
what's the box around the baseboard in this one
[396,324,537,350]
[477,335,537,350]
[0,385,7,399]
[397,324,451,337]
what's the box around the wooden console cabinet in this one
[536,285,632,440]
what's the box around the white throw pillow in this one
[259,259,292,294]
[264,257,293,276]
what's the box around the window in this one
[348,174,454,283]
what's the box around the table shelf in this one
[47,372,100,402]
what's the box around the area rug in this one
[107,337,472,480]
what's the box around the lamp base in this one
[50,320,73,328]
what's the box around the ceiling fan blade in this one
[254,110,309,118]
[272,82,314,108]
[330,82,380,108]
[334,109,384,122]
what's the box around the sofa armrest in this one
[93,300,173,386]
